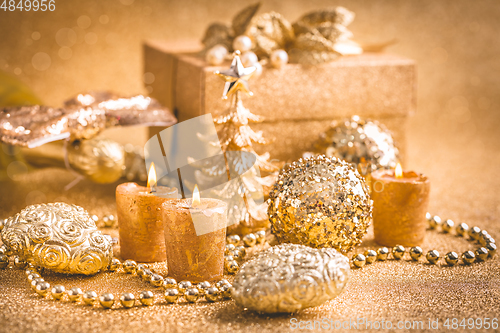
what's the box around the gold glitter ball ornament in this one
[231,243,350,313]
[1,203,113,275]
[268,155,372,253]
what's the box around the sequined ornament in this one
[1,203,113,275]
[231,243,350,313]
[311,116,399,175]
[268,155,372,253]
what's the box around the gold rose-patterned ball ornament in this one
[231,243,350,313]
[268,155,372,253]
[1,203,112,275]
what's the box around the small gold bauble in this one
[197,281,211,293]
[462,251,475,265]
[163,278,177,289]
[392,245,405,260]
[409,246,423,261]
[178,281,192,295]
[487,243,497,257]
[456,223,469,237]
[426,250,440,264]
[235,245,246,256]
[99,293,115,309]
[442,219,454,233]
[51,285,66,300]
[243,233,257,247]
[475,247,489,261]
[123,260,137,274]
[352,254,366,268]
[139,290,154,306]
[0,254,9,269]
[83,290,98,305]
[120,293,135,308]
[219,284,232,299]
[35,281,51,297]
[226,235,241,245]
[150,274,164,287]
[67,287,83,302]
[27,272,41,282]
[445,252,459,266]
[230,250,243,261]
[364,250,377,264]
[164,288,180,303]
[240,51,259,67]
[428,215,441,229]
[185,288,200,303]
[468,226,481,241]
[224,244,236,255]
[25,268,36,277]
[377,247,389,261]
[141,269,153,282]
[215,279,230,289]
[270,49,288,69]
[233,35,252,52]
[31,278,45,291]
[205,287,220,302]
[225,260,239,274]
[108,258,121,271]
[255,231,266,244]
[13,255,27,269]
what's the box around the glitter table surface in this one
[0,119,500,333]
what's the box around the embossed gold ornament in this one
[231,243,350,313]
[1,203,112,275]
[268,155,372,253]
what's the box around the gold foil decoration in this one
[268,155,372,254]
[1,203,113,275]
[232,2,261,37]
[231,243,350,313]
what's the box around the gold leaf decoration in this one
[245,11,295,57]
[232,2,261,37]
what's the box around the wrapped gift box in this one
[144,40,416,162]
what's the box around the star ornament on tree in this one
[215,51,256,99]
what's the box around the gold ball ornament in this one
[243,233,257,247]
[205,287,220,302]
[164,288,180,303]
[233,35,252,52]
[462,251,475,265]
[108,258,121,272]
[185,288,200,303]
[150,273,164,287]
[456,223,469,237]
[67,287,83,302]
[409,246,423,261]
[141,268,153,281]
[270,49,288,69]
[225,260,239,274]
[25,268,36,277]
[31,278,45,291]
[240,51,259,67]
[426,250,440,264]
[226,235,241,245]
[178,281,192,295]
[215,279,230,289]
[83,290,98,305]
[445,252,459,266]
[206,44,228,66]
[377,247,389,261]
[475,247,489,261]
[235,245,246,256]
[163,278,177,289]
[197,281,211,294]
[468,226,481,241]
[123,260,137,274]
[224,244,236,254]
[139,290,154,306]
[99,293,115,309]
[392,245,406,260]
[35,281,51,297]
[487,243,497,257]
[268,156,372,253]
[120,293,136,308]
[27,272,41,282]
[51,285,66,300]
[13,255,27,269]
[428,215,442,229]
[0,254,9,269]
[442,219,454,233]
[352,254,366,268]
[255,230,266,244]
[219,284,232,299]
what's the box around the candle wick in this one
[150,182,157,193]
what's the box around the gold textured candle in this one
[371,163,430,247]
[162,187,227,282]
[116,164,178,262]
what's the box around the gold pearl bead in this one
[270,49,289,69]
[219,283,232,299]
[364,250,377,264]
[215,279,229,289]
[226,235,241,245]
[35,281,50,297]
[224,254,234,263]
[0,244,12,256]
[141,269,153,282]
[123,260,137,274]
[108,258,121,272]
[445,252,459,266]
[197,281,211,294]
[255,230,266,244]
[456,222,469,237]
[235,245,246,256]
[233,35,252,53]
[206,45,228,66]
[377,247,389,261]
[99,293,115,309]
[139,290,154,306]
[475,247,489,261]
[103,215,115,228]
[486,243,497,257]
[31,278,45,291]
[120,292,135,308]
[462,251,475,265]
[83,290,98,305]
[205,286,220,302]
[441,219,454,233]
[426,250,440,264]
[392,245,405,260]
[150,274,164,287]
[225,260,239,274]
[243,233,257,247]
[51,285,66,300]
[409,246,423,261]
[185,288,200,303]
[428,215,441,229]
[13,255,27,269]
[240,51,259,67]
[27,272,41,282]
[178,281,192,295]
[164,288,180,303]
[67,287,83,302]
[0,254,9,269]
[230,250,243,261]
[468,226,481,241]
[225,244,236,255]
[352,254,366,268]
[163,278,177,289]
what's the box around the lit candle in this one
[116,163,178,262]
[371,163,430,246]
[162,185,227,282]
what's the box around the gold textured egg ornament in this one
[231,243,350,313]
[268,155,372,253]
[0,203,113,275]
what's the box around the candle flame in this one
[395,162,403,179]
[192,185,201,207]
[147,162,157,192]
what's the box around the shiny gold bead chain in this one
[0,230,267,310]
[350,214,497,268]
